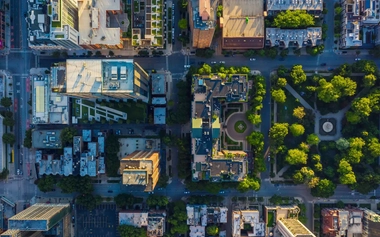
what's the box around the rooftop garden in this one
[134,0,140,13]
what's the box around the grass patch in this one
[134,0,140,12]
[82,100,95,107]
[225,133,238,145]
[234,121,247,133]
[267,212,274,227]
[277,90,300,124]
[156,37,163,45]
[109,101,147,123]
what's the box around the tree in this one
[198,63,212,75]
[95,51,102,56]
[290,65,307,84]
[23,129,33,148]
[269,123,289,144]
[109,51,115,56]
[337,200,345,208]
[57,175,93,194]
[300,167,314,179]
[289,123,305,136]
[118,225,146,237]
[157,174,169,188]
[206,225,219,236]
[336,138,350,151]
[293,171,305,184]
[317,79,340,103]
[216,5,223,17]
[146,195,169,207]
[364,74,377,87]
[52,51,61,58]
[311,179,336,198]
[178,18,187,30]
[337,159,352,174]
[307,134,319,145]
[0,97,12,107]
[2,133,15,145]
[271,89,286,103]
[60,127,77,145]
[285,149,308,165]
[277,78,287,87]
[36,175,56,192]
[114,194,136,209]
[367,137,380,157]
[308,177,320,188]
[273,10,314,28]
[293,106,306,119]
[3,117,15,127]
[246,131,264,152]
[237,176,260,192]
[339,172,356,185]
[76,193,102,210]
[168,201,188,234]
[331,75,357,97]
[346,111,361,124]
[351,97,372,117]
[247,113,261,125]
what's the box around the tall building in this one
[321,208,363,237]
[191,74,248,182]
[221,0,265,49]
[52,59,150,102]
[266,0,323,14]
[1,203,71,237]
[232,210,265,237]
[363,209,380,237]
[0,11,5,49]
[78,0,124,49]
[120,150,160,192]
[119,211,166,236]
[277,219,315,237]
[188,0,216,48]
[27,0,82,49]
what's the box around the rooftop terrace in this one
[267,0,323,11]
[266,27,322,48]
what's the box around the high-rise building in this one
[1,203,71,237]
[51,59,150,102]
[188,0,216,48]
[120,151,160,192]
[27,0,82,49]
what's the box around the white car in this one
[219,61,225,64]
[17,169,20,175]
[211,61,217,64]
[355,58,361,61]
[250,58,256,61]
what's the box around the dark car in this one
[320,63,327,66]
[108,190,113,193]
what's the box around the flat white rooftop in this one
[78,0,121,45]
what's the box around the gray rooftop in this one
[154,107,166,125]
[151,73,166,95]
[32,130,62,149]
[267,0,323,11]
[266,27,322,48]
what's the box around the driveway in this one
[225,112,253,141]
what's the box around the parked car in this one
[249,58,256,61]
[219,61,225,64]
[355,58,361,61]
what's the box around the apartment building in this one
[277,219,315,237]
[0,11,5,49]
[78,0,125,49]
[265,27,322,48]
[363,209,380,237]
[1,204,71,236]
[52,59,150,102]
[188,0,216,48]
[222,0,265,49]
[266,0,323,14]
[232,210,265,237]
[322,208,364,237]
[191,74,248,182]
[120,150,160,192]
[119,211,166,236]
[27,0,82,49]
[187,205,228,237]
[340,0,380,48]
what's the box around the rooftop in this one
[190,226,205,237]
[32,130,62,149]
[154,107,166,124]
[119,211,149,227]
[222,0,264,49]
[152,97,166,105]
[278,219,315,237]
[80,155,97,177]
[266,27,322,48]
[232,210,265,237]
[191,0,215,30]
[0,115,3,171]
[82,130,92,142]
[151,73,166,95]
[78,0,122,46]
[32,72,69,124]
[8,203,70,231]
[65,59,135,94]
[266,0,323,11]
[186,205,228,226]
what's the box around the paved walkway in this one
[284,84,314,110]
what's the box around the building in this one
[151,73,167,96]
[277,219,315,237]
[0,11,5,49]
[186,205,228,226]
[32,67,69,125]
[154,107,166,125]
[119,211,166,236]
[363,209,380,237]
[265,27,322,48]
[341,0,380,48]
[188,0,216,48]
[221,0,265,49]
[54,59,150,102]
[131,0,165,48]
[120,150,160,192]
[78,0,125,49]
[0,115,4,172]
[32,130,62,149]
[321,208,363,237]
[266,0,323,14]
[191,74,248,182]
[232,210,265,237]
[1,203,71,236]
[27,0,81,49]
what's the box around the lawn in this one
[116,101,147,122]
[277,90,300,124]
[134,0,140,12]
[156,37,163,45]
[267,212,274,227]
[234,121,247,133]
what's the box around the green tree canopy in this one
[364,74,377,87]
[289,123,305,136]
[247,113,261,125]
[2,133,15,145]
[352,97,372,117]
[146,194,169,207]
[178,18,188,30]
[367,137,380,158]
[118,225,146,237]
[0,97,12,107]
[311,179,336,198]
[331,75,357,97]
[246,131,264,152]
[273,10,315,28]
[3,117,15,127]
[317,79,340,103]
[317,76,357,103]
[339,172,357,185]
[290,65,307,84]
[269,123,289,144]
[271,89,286,103]
[206,225,219,236]
[293,106,306,119]
[36,175,56,192]
[57,175,93,194]
[76,193,102,210]
[285,149,308,165]
[157,174,170,188]
[306,134,320,145]
[237,176,261,193]
[168,201,188,234]
[277,78,287,87]
[198,63,212,75]
[337,159,352,174]
[336,138,350,151]
[60,127,77,145]
[115,193,136,209]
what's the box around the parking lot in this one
[76,203,119,237]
